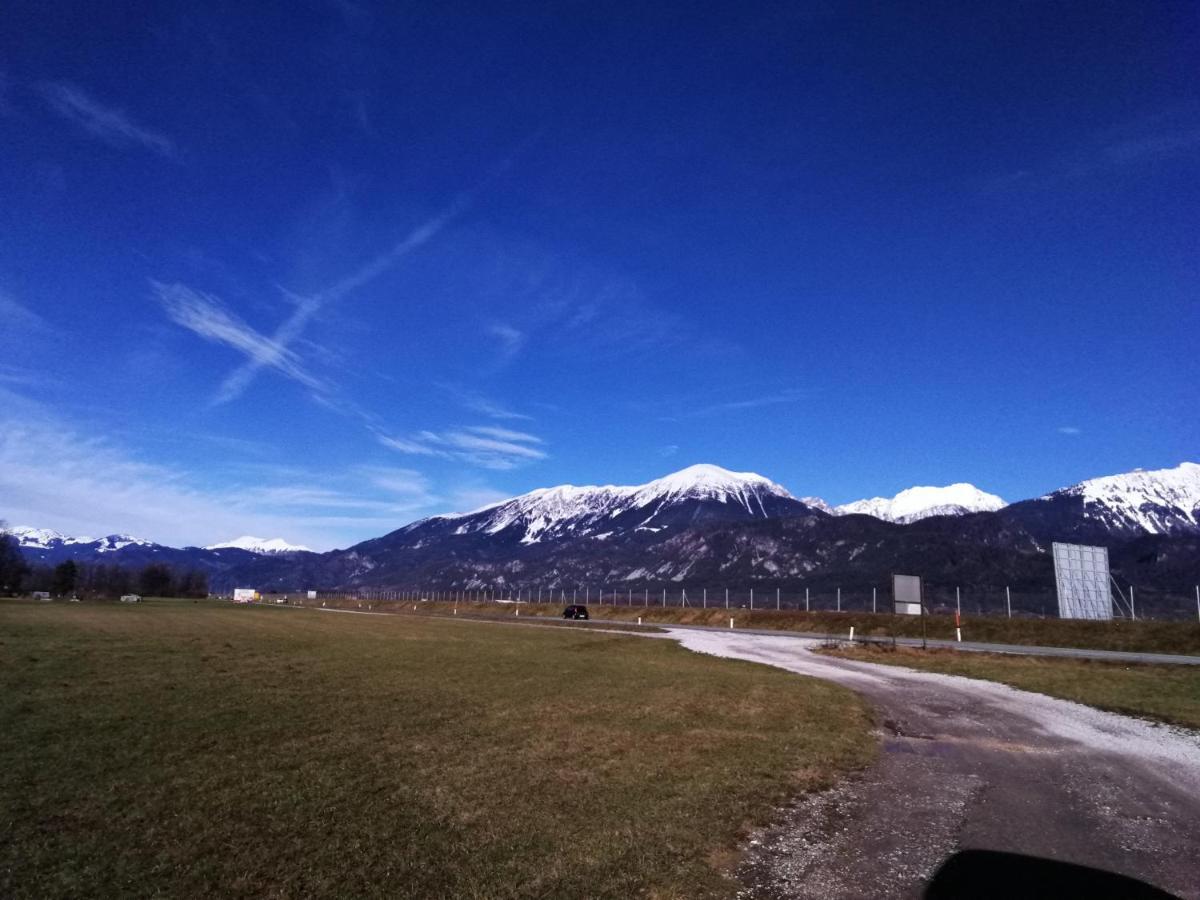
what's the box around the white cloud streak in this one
[0,393,484,549]
[38,82,176,157]
[377,424,549,470]
[153,281,328,401]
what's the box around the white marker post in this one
[750,588,754,610]
[805,587,810,612]
[1006,586,1012,618]
[729,617,734,629]
[849,625,855,642]
[872,587,876,614]
[776,588,780,610]
[837,587,841,613]
[1130,585,1136,621]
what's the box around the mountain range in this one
[6,461,1200,614]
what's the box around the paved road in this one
[669,629,1200,899]
[662,621,1200,666]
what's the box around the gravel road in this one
[668,629,1200,899]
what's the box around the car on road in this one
[562,605,589,620]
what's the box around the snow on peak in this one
[633,464,794,504]
[836,483,1007,523]
[441,463,799,544]
[94,534,154,553]
[5,526,93,548]
[1048,461,1200,534]
[205,536,313,554]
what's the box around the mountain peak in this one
[836,483,1006,523]
[205,536,313,554]
[640,463,794,500]
[1047,461,1200,534]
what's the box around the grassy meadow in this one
[823,643,1200,730]
[0,599,874,899]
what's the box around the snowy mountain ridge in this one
[432,463,803,545]
[6,526,154,553]
[835,483,1007,524]
[1039,461,1200,535]
[205,536,314,554]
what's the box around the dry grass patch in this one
[0,599,873,899]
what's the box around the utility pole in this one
[750,588,754,610]
[776,587,780,610]
[837,587,841,613]
[805,587,810,612]
[1006,586,1012,618]
[872,587,876,614]
[725,588,729,609]
[1130,585,1136,621]
[703,588,707,609]
[956,586,961,617]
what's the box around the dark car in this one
[562,605,589,620]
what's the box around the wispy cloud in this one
[377,424,548,470]
[0,292,48,333]
[153,281,328,402]
[1057,426,1082,436]
[662,387,809,421]
[38,82,176,157]
[208,194,471,405]
[464,425,543,443]
[452,389,534,421]
[488,323,526,367]
[982,114,1200,194]
[658,444,679,458]
[0,392,456,549]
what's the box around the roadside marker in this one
[729,617,734,629]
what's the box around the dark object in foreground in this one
[925,849,1178,899]
[562,605,589,620]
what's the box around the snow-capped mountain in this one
[835,484,1007,523]
[205,536,313,554]
[425,464,815,545]
[6,526,96,549]
[5,526,156,558]
[1025,461,1200,535]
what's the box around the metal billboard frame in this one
[892,574,922,616]
[1052,542,1113,620]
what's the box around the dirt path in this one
[668,629,1200,899]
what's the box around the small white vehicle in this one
[120,594,142,603]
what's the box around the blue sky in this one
[1,2,1197,550]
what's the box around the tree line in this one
[0,532,208,599]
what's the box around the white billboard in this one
[1052,542,1112,620]
[892,574,922,615]
[233,588,256,604]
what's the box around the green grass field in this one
[285,596,1200,657]
[823,644,1200,731]
[0,600,873,899]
